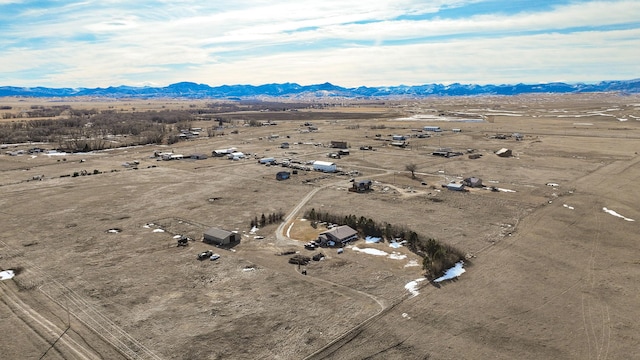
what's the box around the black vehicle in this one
[197,250,213,260]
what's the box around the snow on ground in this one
[434,261,466,282]
[0,270,15,280]
[388,252,407,260]
[563,204,575,210]
[153,228,165,233]
[286,223,294,238]
[352,246,410,260]
[249,226,259,234]
[352,246,388,256]
[405,278,426,297]
[603,207,635,222]
[365,236,381,243]
[389,241,403,249]
[173,234,183,239]
[404,259,420,267]
[497,188,516,193]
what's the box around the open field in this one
[1,93,639,359]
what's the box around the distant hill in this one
[1,79,639,99]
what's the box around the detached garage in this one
[203,227,240,246]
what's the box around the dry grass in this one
[1,93,639,360]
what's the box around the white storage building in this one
[312,160,337,173]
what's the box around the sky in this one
[1,0,639,88]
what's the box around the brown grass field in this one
[1,93,639,359]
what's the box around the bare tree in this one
[405,163,418,179]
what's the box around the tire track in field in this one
[0,282,100,360]
[0,239,162,360]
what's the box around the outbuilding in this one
[228,152,245,160]
[352,179,373,192]
[190,153,208,160]
[446,183,466,191]
[423,126,442,132]
[495,148,513,157]
[203,227,240,246]
[463,177,483,188]
[212,148,237,157]
[259,157,276,164]
[276,171,291,180]
[312,160,337,173]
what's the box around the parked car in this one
[209,253,221,261]
[197,250,213,260]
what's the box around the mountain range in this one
[1,79,639,99]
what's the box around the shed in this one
[446,183,466,191]
[228,152,245,160]
[463,177,483,188]
[190,153,208,160]
[203,227,240,246]
[330,141,348,149]
[212,148,236,157]
[423,126,442,132]
[312,160,337,173]
[390,141,407,148]
[318,225,358,246]
[495,148,512,157]
[259,157,276,164]
[276,171,291,181]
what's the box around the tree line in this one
[0,109,200,151]
[250,212,286,228]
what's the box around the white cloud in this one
[1,0,639,87]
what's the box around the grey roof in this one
[204,227,233,239]
[322,225,358,241]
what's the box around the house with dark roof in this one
[317,225,358,247]
[351,179,372,192]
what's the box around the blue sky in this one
[1,0,639,88]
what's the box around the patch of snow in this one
[286,223,294,238]
[389,241,403,249]
[107,229,120,233]
[152,228,165,233]
[497,188,516,193]
[563,204,574,210]
[434,261,466,282]
[546,183,559,187]
[1,270,15,280]
[352,246,388,256]
[603,207,635,222]
[404,260,420,268]
[389,252,407,260]
[249,226,259,234]
[365,236,381,243]
[617,118,628,122]
[44,151,68,156]
[173,234,182,239]
[405,278,426,297]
